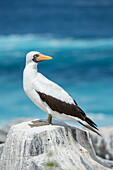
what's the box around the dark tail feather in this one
[78,121,102,137]
[76,106,101,135]
[85,117,98,130]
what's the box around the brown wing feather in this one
[37,91,85,120]
[36,91,98,131]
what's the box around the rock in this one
[0,117,34,143]
[0,117,34,158]
[90,126,113,160]
[0,119,113,170]
[0,144,4,159]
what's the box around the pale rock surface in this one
[90,126,113,160]
[0,144,4,158]
[0,119,113,170]
[0,117,34,143]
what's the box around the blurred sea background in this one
[0,0,113,127]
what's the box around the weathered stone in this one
[0,119,113,170]
[91,126,113,160]
[0,117,34,143]
[0,144,4,159]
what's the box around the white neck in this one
[23,61,39,92]
[25,62,38,76]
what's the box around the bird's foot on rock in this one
[29,115,52,127]
[28,120,51,128]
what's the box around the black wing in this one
[36,91,98,130]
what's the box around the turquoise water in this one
[0,34,113,127]
[1,0,113,127]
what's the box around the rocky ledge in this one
[0,119,113,170]
[91,126,113,160]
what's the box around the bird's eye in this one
[34,55,37,58]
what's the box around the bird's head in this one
[26,51,52,65]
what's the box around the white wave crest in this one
[0,34,113,51]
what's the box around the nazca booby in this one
[23,51,101,136]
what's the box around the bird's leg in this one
[29,114,52,128]
[46,114,52,124]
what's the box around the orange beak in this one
[36,53,52,62]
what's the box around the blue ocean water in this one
[0,0,113,126]
[0,35,113,126]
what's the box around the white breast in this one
[23,65,48,113]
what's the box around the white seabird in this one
[23,51,101,136]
